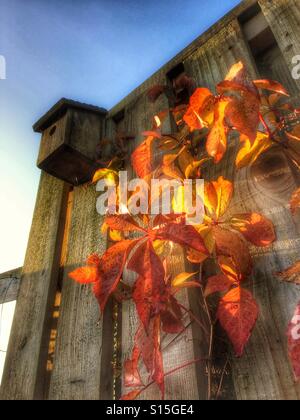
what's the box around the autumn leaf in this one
[277,261,300,285]
[105,214,146,233]
[129,241,166,330]
[135,318,164,398]
[204,274,235,298]
[226,94,260,143]
[224,61,258,97]
[93,239,139,312]
[120,389,142,400]
[287,302,300,381]
[253,79,289,97]
[230,213,276,247]
[218,287,259,356]
[172,272,199,289]
[204,177,233,220]
[290,188,300,215]
[161,296,184,334]
[183,88,214,131]
[69,265,99,284]
[92,168,118,185]
[213,226,252,278]
[206,99,229,163]
[156,220,209,255]
[131,136,156,179]
[124,346,143,388]
[236,132,272,169]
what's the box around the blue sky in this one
[0,0,241,273]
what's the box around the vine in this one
[69,62,300,399]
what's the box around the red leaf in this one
[156,220,209,255]
[253,79,289,96]
[105,214,145,233]
[129,241,166,329]
[124,346,143,388]
[131,136,156,179]
[226,94,260,143]
[135,317,164,398]
[287,302,300,381]
[213,226,252,278]
[204,274,235,298]
[93,239,138,312]
[218,287,259,356]
[230,213,276,247]
[161,296,184,334]
[69,266,99,284]
[120,389,142,400]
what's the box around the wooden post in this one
[0,173,69,400]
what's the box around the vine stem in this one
[127,357,205,400]
[198,265,214,401]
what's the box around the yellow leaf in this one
[204,177,233,220]
[109,229,123,242]
[172,272,199,288]
[92,168,118,185]
[236,131,272,170]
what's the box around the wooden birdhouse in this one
[33,98,107,185]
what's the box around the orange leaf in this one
[290,188,300,215]
[287,302,300,381]
[93,239,139,312]
[183,88,214,131]
[131,136,156,179]
[224,61,258,97]
[218,256,241,283]
[69,266,98,284]
[204,274,234,298]
[230,213,276,247]
[277,261,300,285]
[236,131,272,169]
[218,287,259,356]
[226,94,260,143]
[206,99,229,163]
[253,79,289,96]
[213,226,252,278]
[105,214,145,233]
[204,177,233,220]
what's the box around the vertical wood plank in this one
[0,172,68,400]
[259,0,300,94]
[49,184,107,400]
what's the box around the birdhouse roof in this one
[33,98,107,133]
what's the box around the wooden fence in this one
[1,0,300,400]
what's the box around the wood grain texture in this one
[49,184,107,400]
[0,172,68,400]
[0,268,22,304]
[259,0,300,93]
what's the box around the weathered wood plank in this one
[259,0,300,93]
[0,172,68,400]
[0,268,22,304]
[49,184,107,400]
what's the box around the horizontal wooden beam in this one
[0,268,22,304]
